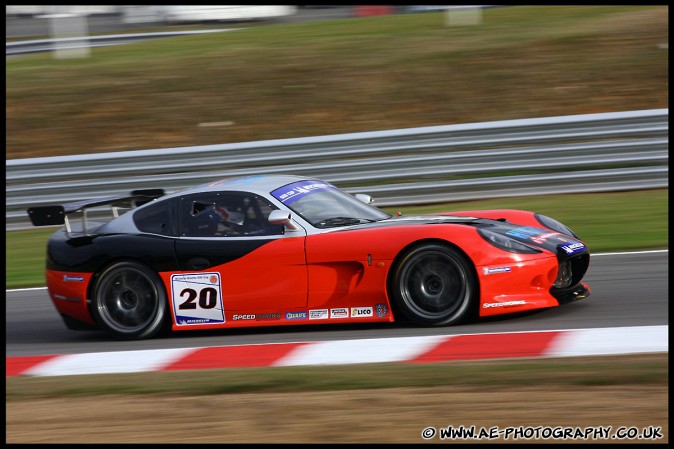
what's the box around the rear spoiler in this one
[27,189,165,232]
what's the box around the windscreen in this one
[271,180,390,228]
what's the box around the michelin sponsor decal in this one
[171,273,225,325]
[560,242,586,255]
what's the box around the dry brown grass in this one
[6,385,668,443]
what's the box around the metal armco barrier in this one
[6,29,235,56]
[6,109,668,230]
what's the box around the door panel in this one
[174,237,308,311]
[173,190,308,312]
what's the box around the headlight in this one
[477,228,542,254]
[553,260,573,288]
[535,214,579,239]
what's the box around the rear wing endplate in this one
[27,189,165,233]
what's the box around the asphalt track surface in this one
[5,250,668,358]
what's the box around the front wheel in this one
[91,261,168,340]
[390,243,477,326]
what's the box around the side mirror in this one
[268,209,299,231]
[355,193,373,204]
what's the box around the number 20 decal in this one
[171,273,225,325]
[179,287,218,310]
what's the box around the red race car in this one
[28,175,590,340]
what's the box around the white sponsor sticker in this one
[309,309,329,320]
[350,307,373,318]
[482,266,512,275]
[171,273,225,325]
[482,300,526,308]
[330,308,349,319]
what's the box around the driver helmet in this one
[211,204,245,226]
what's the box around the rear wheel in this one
[390,243,477,326]
[92,261,168,340]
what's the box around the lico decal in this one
[271,180,335,205]
[285,311,308,320]
[330,308,349,318]
[171,273,225,325]
[482,266,511,275]
[309,309,329,320]
[351,307,373,317]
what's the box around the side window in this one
[133,200,173,235]
[181,192,284,237]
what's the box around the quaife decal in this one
[285,311,308,320]
[351,307,373,317]
[171,273,225,325]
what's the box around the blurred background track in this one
[5,6,362,39]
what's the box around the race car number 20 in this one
[171,273,225,326]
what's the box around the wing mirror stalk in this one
[268,210,299,231]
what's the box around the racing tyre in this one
[92,261,168,340]
[391,243,477,326]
